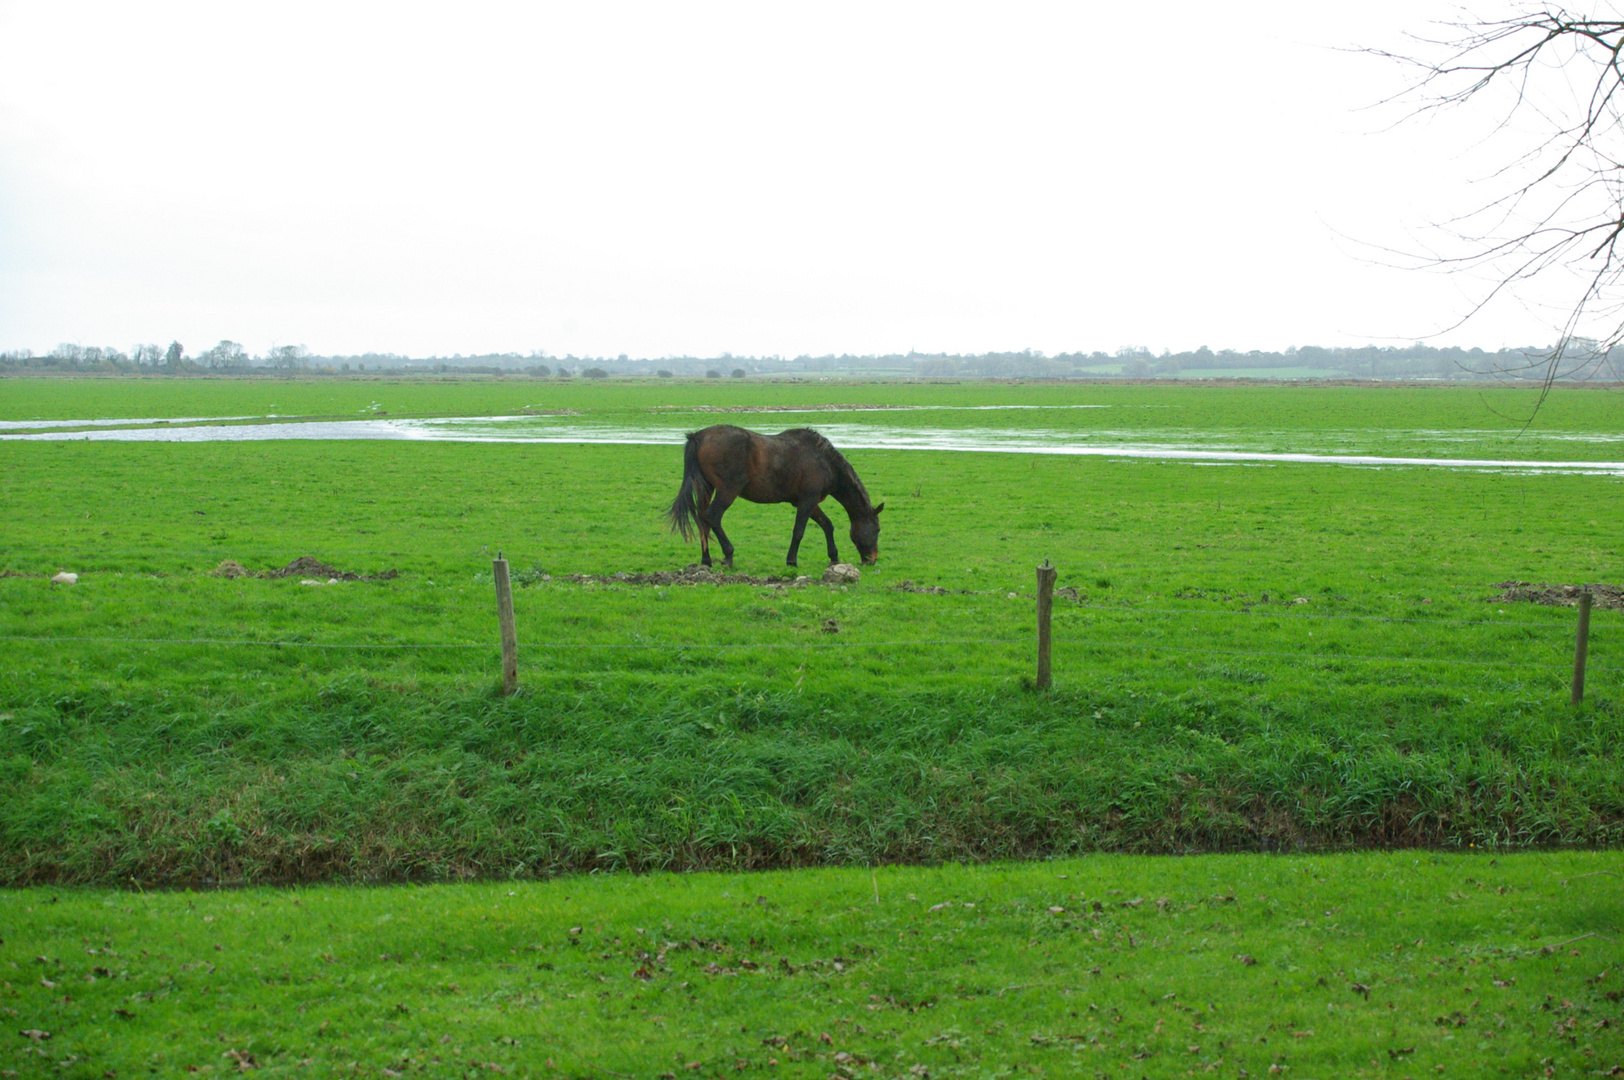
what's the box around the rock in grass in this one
[822,563,860,585]
[50,571,77,585]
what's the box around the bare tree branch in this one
[1376,6,1624,411]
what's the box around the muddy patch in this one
[1490,581,1624,610]
[890,579,960,595]
[562,566,805,587]
[572,566,835,587]
[529,564,874,588]
[648,403,909,414]
[212,557,399,582]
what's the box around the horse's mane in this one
[796,428,872,510]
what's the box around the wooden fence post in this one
[1571,589,1592,706]
[494,551,518,696]
[1036,560,1057,691]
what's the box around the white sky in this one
[0,1,1578,359]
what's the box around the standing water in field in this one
[1,412,1622,474]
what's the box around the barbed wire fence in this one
[2,560,1610,702]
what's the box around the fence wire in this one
[0,630,1611,675]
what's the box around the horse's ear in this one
[874,502,885,514]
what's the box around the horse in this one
[666,425,884,569]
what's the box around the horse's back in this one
[691,423,753,448]
[691,424,835,504]
[772,427,828,447]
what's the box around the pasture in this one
[3,376,1622,1075]
[1,378,1621,885]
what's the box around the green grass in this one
[0,380,1621,885]
[3,853,1620,1078]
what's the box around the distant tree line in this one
[4,340,1621,382]
[905,342,1624,381]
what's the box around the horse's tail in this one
[666,432,709,540]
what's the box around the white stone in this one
[50,572,78,585]
[822,563,861,585]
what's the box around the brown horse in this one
[666,425,884,568]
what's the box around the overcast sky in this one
[0,1,1579,359]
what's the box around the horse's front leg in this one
[786,505,813,567]
[809,505,839,564]
[703,491,739,568]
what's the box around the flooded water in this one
[3,413,1622,475]
[0,415,260,430]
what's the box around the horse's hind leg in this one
[697,489,713,566]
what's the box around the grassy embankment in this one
[3,852,1620,1078]
[0,380,1620,884]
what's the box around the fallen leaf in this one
[223,1048,256,1071]
[18,1030,50,1041]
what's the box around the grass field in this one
[3,376,1621,1076]
[1,377,1619,885]
[4,852,1620,1078]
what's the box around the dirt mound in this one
[1490,581,1624,610]
[263,557,354,580]
[562,565,811,587]
[213,557,399,582]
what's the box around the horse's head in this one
[850,502,884,564]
